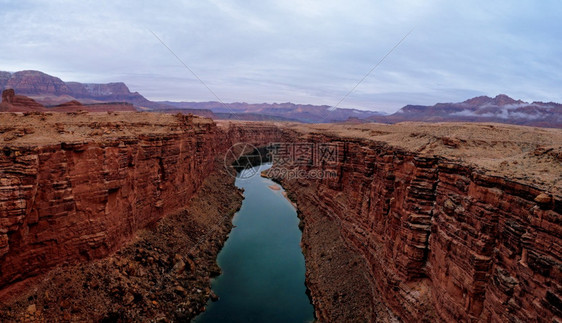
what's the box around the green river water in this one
[194,163,314,323]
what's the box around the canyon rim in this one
[0,103,560,321]
[2,1,561,320]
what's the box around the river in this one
[194,163,314,323]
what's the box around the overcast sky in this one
[1,0,560,113]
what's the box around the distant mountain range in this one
[157,101,385,123]
[1,70,560,127]
[0,70,150,107]
[0,70,385,122]
[373,94,562,127]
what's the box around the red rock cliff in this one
[272,131,561,322]
[0,113,281,292]
[1,116,559,321]
[0,89,46,112]
[3,71,70,96]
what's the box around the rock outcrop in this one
[3,71,71,96]
[0,113,282,293]
[0,71,150,107]
[50,100,136,112]
[1,114,560,321]
[371,94,562,128]
[0,89,137,112]
[271,131,561,322]
[0,163,247,321]
[0,89,46,112]
[65,82,132,98]
[0,89,136,112]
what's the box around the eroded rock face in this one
[2,88,15,104]
[0,114,282,292]
[0,72,11,89]
[65,82,132,98]
[1,71,151,107]
[5,71,71,95]
[272,132,561,322]
[50,100,136,112]
[1,115,559,321]
[0,89,46,112]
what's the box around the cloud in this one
[0,0,560,113]
[452,108,547,120]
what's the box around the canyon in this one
[0,107,561,321]
[0,111,282,320]
[269,123,561,321]
[0,110,282,284]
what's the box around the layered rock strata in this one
[0,113,281,294]
[272,131,561,322]
[1,114,560,322]
[0,89,46,112]
[0,163,245,321]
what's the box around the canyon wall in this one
[2,114,560,321]
[273,132,561,322]
[0,114,281,292]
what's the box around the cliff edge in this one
[270,122,561,321]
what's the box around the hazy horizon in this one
[1,0,560,113]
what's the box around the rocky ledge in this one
[0,165,242,321]
[1,114,560,322]
[0,113,282,320]
[270,123,561,322]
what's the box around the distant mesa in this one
[156,101,386,123]
[49,101,136,113]
[55,100,83,107]
[2,70,70,96]
[1,70,561,127]
[369,94,562,128]
[0,88,135,113]
[0,70,387,122]
[0,88,46,112]
[0,70,151,107]
[462,94,524,107]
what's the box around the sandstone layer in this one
[269,122,561,322]
[0,71,151,107]
[49,100,136,112]
[0,89,46,113]
[0,112,281,297]
[1,165,243,321]
[0,89,137,113]
[1,114,560,322]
